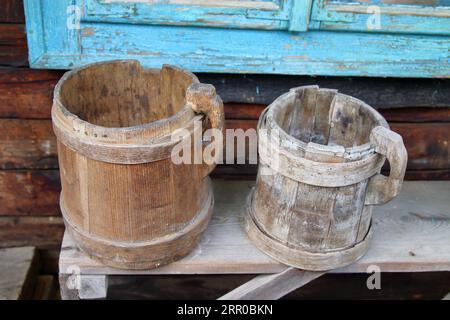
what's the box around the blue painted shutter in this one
[310,0,450,35]
[83,0,305,31]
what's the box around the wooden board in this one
[0,0,25,23]
[59,179,450,275]
[1,67,449,117]
[198,74,450,106]
[0,24,28,67]
[0,119,57,169]
[225,103,450,123]
[218,268,325,300]
[0,217,64,250]
[0,68,62,118]
[225,119,450,171]
[1,118,447,171]
[0,170,61,216]
[0,246,38,300]
[212,165,450,182]
[22,0,450,77]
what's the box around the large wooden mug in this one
[53,60,224,269]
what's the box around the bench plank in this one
[60,180,450,275]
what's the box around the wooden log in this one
[0,118,447,173]
[0,119,58,169]
[0,67,63,118]
[53,61,223,269]
[202,74,450,107]
[0,247,39,300]
[0,24,28,67]
[392,123,450,170]
[1,66,450,119]
[404,169,450,180]
[0,216,64,250]
[198,74,450,107]
[212,166,450,181]
[0,0,25,23]
[381,107,450,123]
[225,103,450,123]
[0,170,61,216]
[226,119,450,171]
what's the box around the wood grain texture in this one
[249,86,406,270]
[0,247,38,300]
[0,66,449,119]
[0,216,64,250]
[0,24,28,67]
[225,104,450,122]
[226,119,450,171]
[59,179,450,275]
[54,61,223,269]
[198,74,450,106]
[0,67,63,118]
[219,268,325,300]
[0,0,25,23]
[0,170,61,216]
[0,118,447,172]
[0,119,57,169]
[311,0,450,35]
[393,123,450,170]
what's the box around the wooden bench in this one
[59,180,450,299]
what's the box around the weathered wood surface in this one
[0,216,63,274]
[249,86,407,270]
[0,68,62,118]
[0,24,27,67]
[226,119,449,171]
[0,119,57,169]
[0,216,64,250]
[1,66,449,117]
[23,0,450,77]
[218,268,325,300]
[54,61,223,269]
[0,170,61,215]
[0,247,38,300]
[225,103,450,123]
[1,118,447,172]
[59,179,450,275]
[0,0,25,23]
[199,74,450,106]
[212,165,450,181]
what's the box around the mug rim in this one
[52,60,200,144]
[261,86,389,160]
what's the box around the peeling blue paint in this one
[24,0,450,77]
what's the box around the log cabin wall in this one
[0,0,449,273]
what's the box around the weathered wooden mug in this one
[246,86,407,271]
[52,60,224,269]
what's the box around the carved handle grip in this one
[186,83,225,178]
[365,126,408,205]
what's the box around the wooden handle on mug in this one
[186,83,225,178]
[365,126,408,205]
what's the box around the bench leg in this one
[59,274,108,300]
[218,268,325,300]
